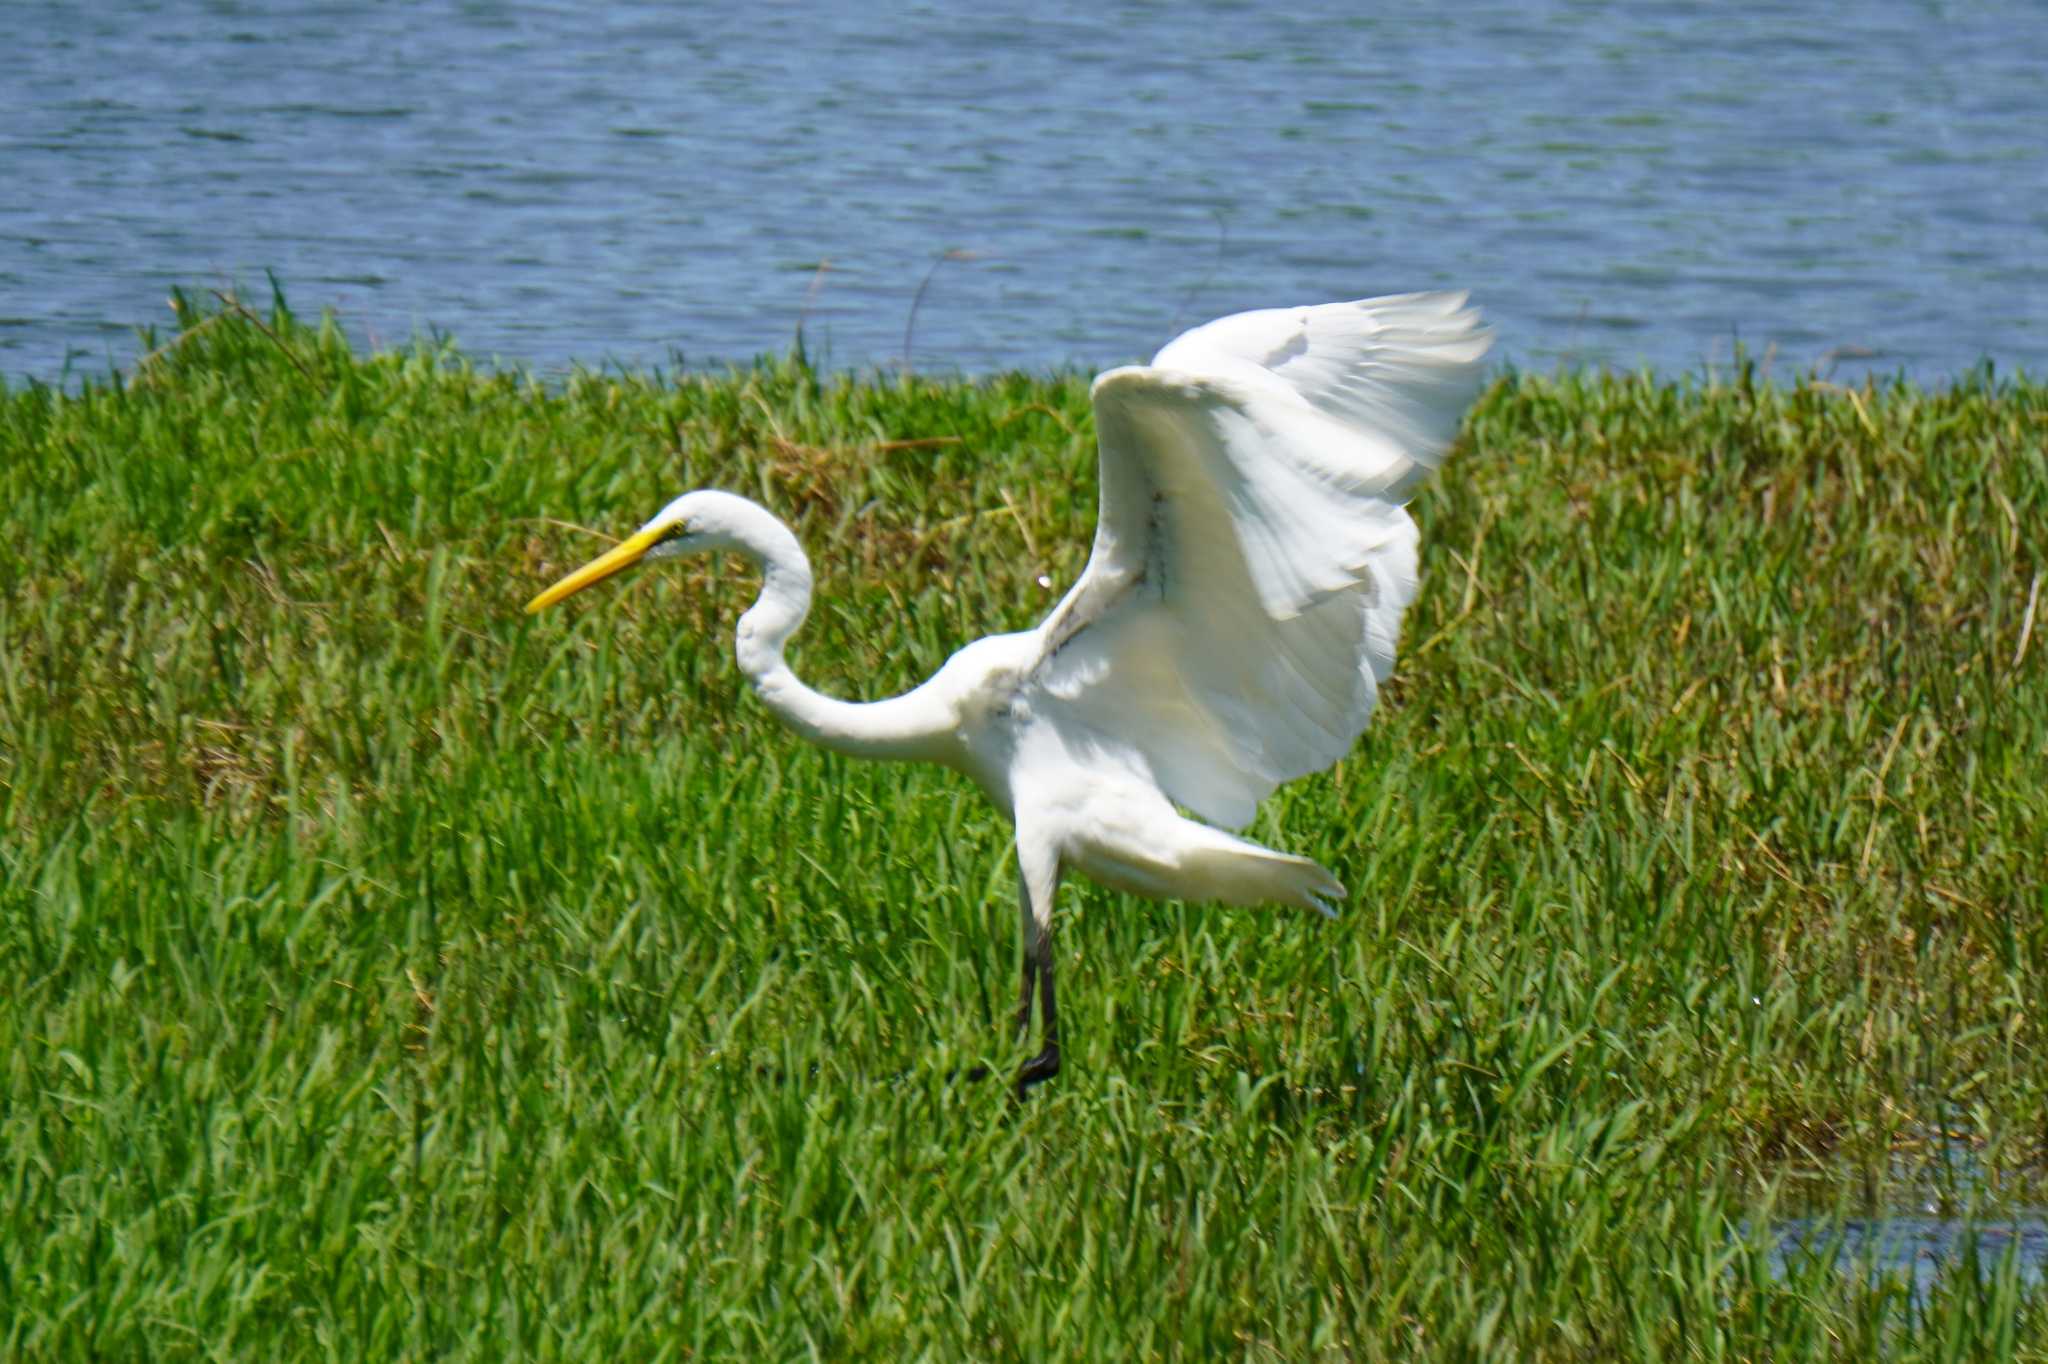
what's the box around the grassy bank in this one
[3,293,2045,1359]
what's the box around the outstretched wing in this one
[1027,292,1490,830]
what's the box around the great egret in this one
[528,292,1491,1094]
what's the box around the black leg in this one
[1015,954,1038,1042]
[967,873,1046,1088]
[1015,923,1060,1097]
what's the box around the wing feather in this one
[1027,292,1488,829]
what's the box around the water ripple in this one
[2,0,2042,381]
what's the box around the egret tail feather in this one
[1174,840,1346,915]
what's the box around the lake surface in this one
[1769,1133,2048,1299]
[1774,1215,2048,1300]
[5,0,2044,383]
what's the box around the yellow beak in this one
[526,527,665,613]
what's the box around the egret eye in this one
[642,521,694,561]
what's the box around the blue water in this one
[1774,1216,2048,1300]
[5,0,2044,383]
[1770,1135,2048,1299]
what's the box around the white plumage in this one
[528,291,1492,1094]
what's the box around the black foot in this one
[1014,1043,1060,1100]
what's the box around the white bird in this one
[527,292,1492,1094]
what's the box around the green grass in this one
[3,289,2045,1359]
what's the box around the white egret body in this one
[529,292,1492,1092]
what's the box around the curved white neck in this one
[720,502,947,763]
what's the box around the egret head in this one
[526,489,747,613]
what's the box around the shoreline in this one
[6,289,2038,396]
